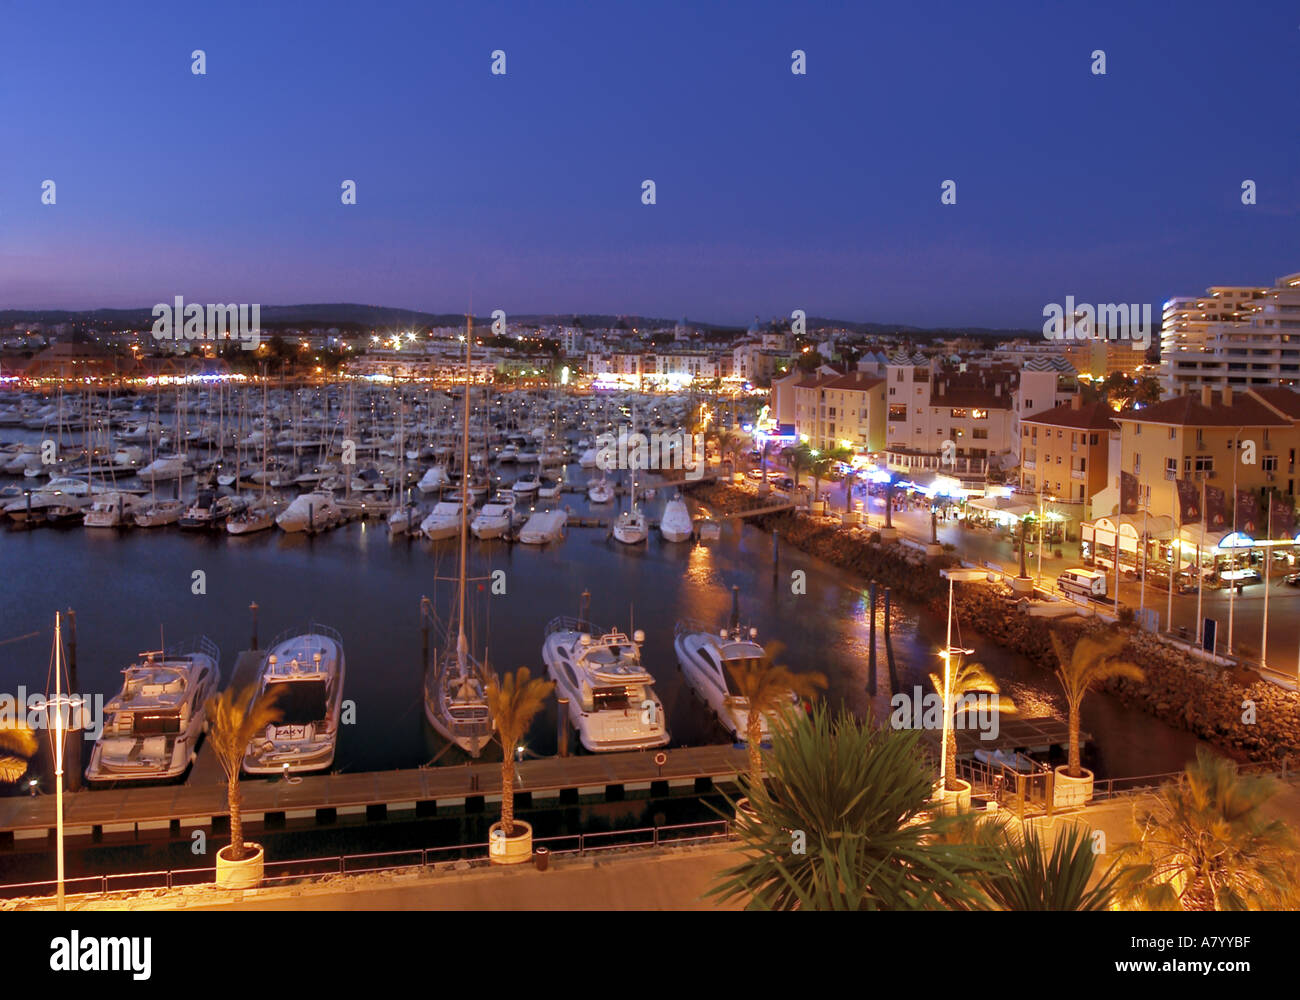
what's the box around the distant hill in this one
[0,304,1040,339]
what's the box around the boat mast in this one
[456,313,472,676]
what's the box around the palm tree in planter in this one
[726,646,826,820]
[205,683,282,888]
[928,658,1015,813]
[0,718,39,786]
[1049,628,1144,807]
[1119,749,1298,910]
[710,706,999,910]
[486,667,554,865]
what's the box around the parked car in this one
[1285,571,1300,587]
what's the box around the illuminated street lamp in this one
[937,569,985,791]
[33,612,85,913]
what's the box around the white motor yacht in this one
[83,492,144,528]
[420,499,465,540]
[518,508,567,545]
[276,489,342,533]
[418,465,450,494]
[242,625,346,775]
[133,498,185,527]
[673,620,797,743]
[470,493,517,539]
[136,454,191,483]
[85,638,221,784]
[542,615,668,752]
[511,470,540,496]
[659,493,694,542]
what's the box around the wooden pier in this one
[0,745,749,843]
[919,716,1087,758]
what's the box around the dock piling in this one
[867,583,877,697]
[557,698,569,757]
[249,601,259,651]
[883,588,899,695]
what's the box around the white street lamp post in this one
[938,568,985,791]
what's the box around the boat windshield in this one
[133,712,181,735]
[592,686,642,711]
[265,679,329,724]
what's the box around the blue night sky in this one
[1,0,1297,327]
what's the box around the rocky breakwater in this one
[939,581,1300,765]
[687,482,955,604]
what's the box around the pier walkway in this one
[0,744,749,842]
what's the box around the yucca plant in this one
[981,821,1132,911]
[204,684,282,862]
[726,643,825,790]
[0,718,39,785]
[1119,749,1299,911]
[928,658,1014,792]
[1051,629,1144,778]
[710,705,1000,910]
[486,667,554,837]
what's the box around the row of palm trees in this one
[712,705,1299,910]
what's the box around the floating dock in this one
[0,744,749,844]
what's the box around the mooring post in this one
[249,601,259,651]
[66,609,80,792]
[557,698,570,757]
[883,587,899,695]
[867,582,878,697]
[772,529,779,583]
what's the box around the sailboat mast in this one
[456,314,472,670]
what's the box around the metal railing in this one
[0,818,734,903]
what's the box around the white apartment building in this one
[1158,279,1295,392]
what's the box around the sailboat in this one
[423,314,494,756]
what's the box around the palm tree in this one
[710,705,999,910]
[928,658,1014,791]
[1120,749,1299,911]
[781,442,814,491]
[808,445,853,506]
[486,667,554,838]
[725,644,826,788]
[204,683,282,863]
[0,719,39,785]
[1050,628,1144,778]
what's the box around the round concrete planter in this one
[932,778,972,815]
[1053,766,1094,808]
[488,820,533,865]
[215,842,264,889]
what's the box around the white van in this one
[1057,567,1106,599]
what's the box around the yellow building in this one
[1114,386,1300,517]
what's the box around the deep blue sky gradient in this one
[1,0,1297,326]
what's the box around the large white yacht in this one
[242,625,346,775]
[417,465,450,494]
[276,489,341,533]
[673,619,798,743]
[659,493,693,542]
[542,615,669,752]
[85,638,221,784]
